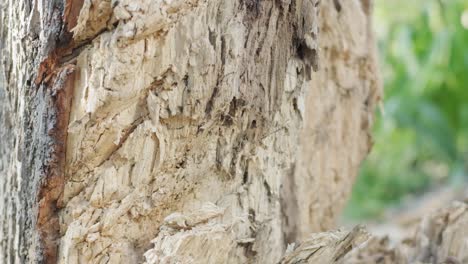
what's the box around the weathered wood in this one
[341,201,468,264]
[0,0,381,263]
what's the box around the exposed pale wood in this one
[342,201,468,264]
[280,226,370,264]
[1,0,381,263]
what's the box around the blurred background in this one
[344,0,468,222]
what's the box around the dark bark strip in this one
[34,0,85,261]
[36,66,76,263]
[0,0,83,262]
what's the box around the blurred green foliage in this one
[345,0,468,220]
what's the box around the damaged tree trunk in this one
[0,0,381,263]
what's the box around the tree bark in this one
[0,0,380,263]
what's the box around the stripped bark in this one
[1,0,381,263]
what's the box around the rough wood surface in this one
[343,201,468,264]
[1,0,381,263]
[58,0,380,262]
[273,201,468,264]
[280,226,370,264]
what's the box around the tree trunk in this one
[0,0,380,263]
